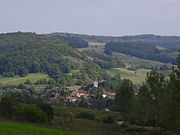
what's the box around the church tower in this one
[93,76,98,87]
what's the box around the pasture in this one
[107,68,151,84]
[0,73,49,85]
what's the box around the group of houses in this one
[46,80,116,103]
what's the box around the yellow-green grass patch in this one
[0,73,49,85]
[107,68,151,84]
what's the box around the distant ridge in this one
[50,32,180,48]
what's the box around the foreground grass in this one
[0,121,92,135]
[0,73,49,85]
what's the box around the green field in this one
[0,73,49,85]
[113,52,174,69]
[78,42,105,54]
[0,121,91,135]
[107,68,151,84]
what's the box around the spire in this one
[93,76,98,87]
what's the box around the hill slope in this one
[49,34,89,48]
[50,33,180,49]
[104,41,177,64]
[0,32,88,77]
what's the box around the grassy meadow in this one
[78,42,105,54]
[113,52,173,69]
[107,68,151,84]
[0,121,92,135]
[0,73,49,85]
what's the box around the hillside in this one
[0,32,88,77]
[50,32,180,65]
[0,32,178,84]
[50,33,180,49]
[49,34,89,48]
[104,41,178,64]
[0,121,91,135]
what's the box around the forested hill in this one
[104,42,178,64]
[49,34,89,48]
[50,33,180,49]
[0,32,88,77]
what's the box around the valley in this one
[0,32,179,135]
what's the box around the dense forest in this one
[49,35,89,48]
[83,50,125,69]
[0,32,114,87]
[104,41,177,64]
[0,32,88,77]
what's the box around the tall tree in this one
[146,70,166,127]
[133,84,153,126]
[162,54,180,134]
[115,79,134,123]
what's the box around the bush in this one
[24,80,32,85]
[0,96,18,118]
[2,72,15,77]
[76,112,95,120]
[36,102,54,122]
[35,79,48,84]
[23,104,48,123]
[102,115,115,124]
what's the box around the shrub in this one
[2,72,15,77]
[0,96,18,118]
[23,104,48,123]
[24,80,32,85]
[36,102,54,122]
[102,115,115,124]
[76,112,95,120]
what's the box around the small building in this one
[93,76,98,87]
[94,81,98,87]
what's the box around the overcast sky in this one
[0,0,180,36]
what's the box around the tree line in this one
[115,54,180,135]
[0,95,54,124]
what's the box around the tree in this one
[146,70,166,127]
[19,67,29,77]
[162,54,180,134]
[0,96,18,118]
[132,84,154,126]
[23,104,48,123]
[24,80,32,85]
[36,102,54,122]
[115,79,134,123]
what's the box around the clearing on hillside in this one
[107,68,151,84]
[0,73,49,85]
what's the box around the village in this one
[48,80,115,104]
[33,80,116,106]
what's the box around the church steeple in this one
[93,76,98,87]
